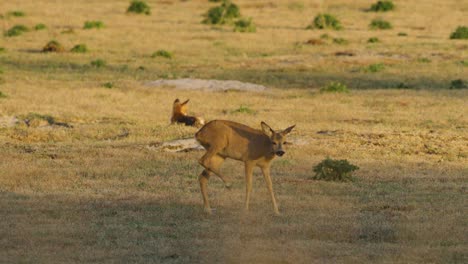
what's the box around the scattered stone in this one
[148,138,204,152]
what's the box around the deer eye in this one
[272,142,277,145]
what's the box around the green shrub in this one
[34,23,47,30]
[151,50,172,59]
[83,20,104,29]
[42,40,64,52]
[234,17,256,32]
[366,63,385,73]
[368,37,380,43]
[313,158,359,181]
[460,60,468,67]
[4,24,29,37]
[418,58,431,63]
[320,82,349,93]
[370,18,392,30]
[70,44,88,53]
[102,82,114,89]
[0,91,7,99]
[203,0,241,24]
[450,26,468,39]
[369,1,395,12]
[91,59,106,68]
[0,47,6,53]
[397,32,408,36]
[231,105,256,114]
[333,37,348,45]
[8,11,26,17]
[450,79,467,89]
[308,13,342,30]
[127,0,151,15]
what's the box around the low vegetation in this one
[370,18,392,29]
[127,0,151,15]
[307,13,342,30]
[449,26,468,39]
[231,105,256,114]
[42,40,64,52]
[312,158,359,181]
[369,1,395,12]
[449,79,467,89]
[234,17,256,32]
[151,50,172,59]
[83,20,104,29]
[368,37,380,43]
[90,59,106,68]
[34,23,47,30]
[70,44,88,53]
[0,91,7,98]
[203,0,241,24]
[366,63,386,73]
[7,10,26,17]
[320,82,349,93]
[4,25,29,37]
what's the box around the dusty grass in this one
[0,0,467,263]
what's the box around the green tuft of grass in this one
[102,82,114,89]
[313,158,359,181]
[368,37,380,43]
[234,17,256,32]
[418,58,431,63]
[203,0,241,24]
[127,0,151,15]
[7,10,26,17]
[333,37,348,45]
[320,82,349,93]
[42,40,64,53]
[370,18,392,30]
[449,26,468,39]
[449,79,467,89]
[231,105,256,114]
[90,59,106,68]
[0,47,6,53]
[34,23,47,30]
[460,60,468,67]
[398,32,408,36]
[369,1,395,12]
[308,13,342,30]
[0,91,7,99]
[70,44,88,53]
[151,50,172,59]
[366,63,386,73]
[4,24,29,37]
[83,21,104,29]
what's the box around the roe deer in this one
[195,120,295,215]
[171,99,205,128]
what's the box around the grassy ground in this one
[1,0,467,263]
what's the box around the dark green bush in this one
[34,23,47,30]
[91,59,106,68]
[102,82,114,89]
[234,17,256,32]
[152,50,172,59]
[320,82,349,93]
[70,44,88,53]
[366,63,385,73]
[7,11,26,17]
[450,79,467,89]
[370,18,392,30]
[0,47,6,53]
[0,91,7,98]
[397,32,408,36]
[203,0,240,24]
[368,37,380,43]
[369,1,395,12]
[450,26,468,39]
[4,24,29,37]
[83,21,104,29]
[313,158,359,181]
[308,13,342,30]
[127,1,151,15]
[42,40,64,52]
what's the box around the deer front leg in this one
[260,165,280,215]
[244,162,254,212]
[199,169,212,214]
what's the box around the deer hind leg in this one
[244,162,254,212]
[260,165,280,215]
[199,169,212,214]
[199,150,230,188]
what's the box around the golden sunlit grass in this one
[0,0,467,263]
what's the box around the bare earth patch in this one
[146,79,267,92]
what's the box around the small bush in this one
[102,82,114,89]
[397,32,408,36]
[369,1,395,12]
[308,13,342,30]
[203,0,241,24]
[313,158,359,181]
[8,11,26,17]
[460,60,468,67]
[234,17,256,32]
[0,91,7,99]
[320,82,349,93]
[34,23,47,30]
[70,44,88,53]
[231,105,256,114]
[368,37,380,43]
[127,0,151,15]
[83,21,104,29]
[418,58,431,63]
[42,40,64,52]
[450,79,467,89]
[0,47,6,53]
[333,37,348,45]
[151,50,172,59]
[366,63,385,73]
[370,18,392,30]
[4,24,29,37]
[450,26,468,40]
[91,59,106,68]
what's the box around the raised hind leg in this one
[199,149,230,188]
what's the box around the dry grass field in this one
[1,0,467,263]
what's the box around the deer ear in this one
[174,98,180,104]
[281,125,295,135]
[182,99,189,105]
[261,121,274,137]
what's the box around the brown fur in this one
[171,99,205,128]
[195,120,295,215]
